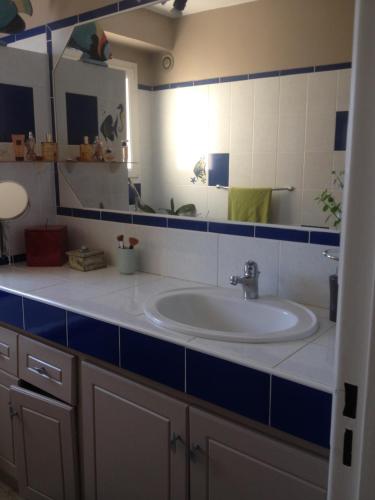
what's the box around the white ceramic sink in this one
[144,287,319,343]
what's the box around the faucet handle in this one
[244,260,260,278]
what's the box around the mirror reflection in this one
[54,1,350,228]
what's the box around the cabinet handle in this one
[170,432,186,452]
[34,366,50,378]
[9,405,18,419]
[190,444,203,463]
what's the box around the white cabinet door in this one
[10,385,79,500]
[190,407,328,500]
[81,361,188,500]
[0,370,18,478]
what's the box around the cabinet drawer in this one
[19,336,76,405]
[0,327,18,376]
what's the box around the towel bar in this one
[215,185,295,192]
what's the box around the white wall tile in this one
[276,152,304,189]
[336,69,351,111]
[229,152,252,186]
[307,71,338,113]
[279,74,308,115]
[208,83,231,152]
[305,112,336,152]
[166,229,218,285]
[278,114,306,153]
[271,190,302,227]
[252,152,277,187]
[131,224,169,276]
[301,190,330,228]
[303,152,333,190]
[218,235,279,295]
[278,241,335,308]
[207,187,228,220]
[254,77,279,115]
[229,80,254,154]
[253,113,279,152]
[333,151,346,174]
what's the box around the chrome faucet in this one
[230,261,260,300]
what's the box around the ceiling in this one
[150,0,258,17]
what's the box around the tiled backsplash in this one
[138,66,350,227]
[57,214,338,309]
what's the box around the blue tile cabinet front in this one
[0,291,23,329]
[271,376,332,448]
[67,312,119,365]
[0,289,332,448]
[120,328,185,391]
[186,350,270,424]
[24,299,67,346]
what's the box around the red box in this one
[25,226,68,266]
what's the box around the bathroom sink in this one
[144,288,319,343]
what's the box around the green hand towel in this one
[228,188,272,223]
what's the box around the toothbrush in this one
[117,235,124,249]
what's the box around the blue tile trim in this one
[153,84,171,91]
[170,81,194,89]
[79,3,119,22]
[101,211,132,223]
[0,291,23,329]
[67,312,119,365]
[220,74,248,83]
[194,77,220,86]
[71,208,101,220]
[209,222,254,237]
[249,70,280,79]
[15,25,46,41]
[56,206,72,217]
[335,111,349,151]
[119,0,155,10]
[23,299,67,346]
[48,16,78,31]
[315,62,351,72]
[138,84,153,91]
[271,376,332,448]
[133,214,167,227]
[279,66,314,76]
[187,350,270,423]
[0,34,16,45]
[58,205,342,246]
[310,231,340,247]
[167,218,207,232]
[120,328,185,391]
[256,226,309,243]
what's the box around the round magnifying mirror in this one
[0,181,29,221]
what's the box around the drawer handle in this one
[34,366,50,378]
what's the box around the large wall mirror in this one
[53,0,351,228]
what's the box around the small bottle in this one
[80,136,93,161]
[41,133,57,161]
[121,140,129,163]
[93,136,104,161]
[25,131,36,161]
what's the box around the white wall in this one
[139,69,350,226]
[57,215,336,309]
[0,47,56,256]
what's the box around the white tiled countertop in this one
[0,264,336,393]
